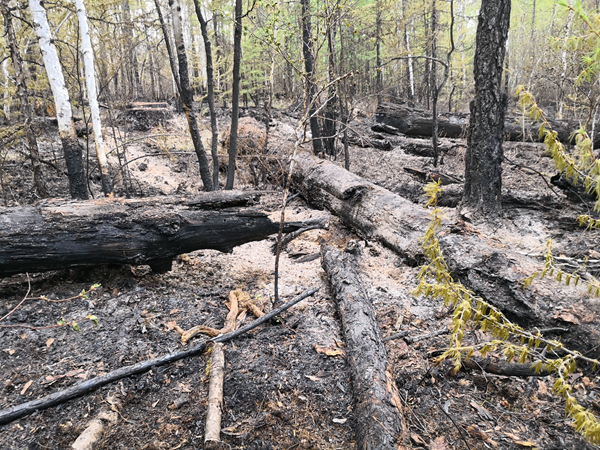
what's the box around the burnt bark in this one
[225,0,243,189]
[60,132,88,200]
[193,0,220,190]
[0,191,308,277]
[375,103,584,145]
[301,0,323,155]
[321,244,405,450]
[462,0,511,215]
[169,0,213,191]
[292,150,600,359]
[2,3,47,198]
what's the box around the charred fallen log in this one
[292,150,600,358]
[347,132,392,151]
[321,244,406,449]
[375,102,588,145]
[0,191,307,277]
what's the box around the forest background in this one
[1,0,599,201]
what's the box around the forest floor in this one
[1,106,599,449]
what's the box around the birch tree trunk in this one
[28,0,88,199]
[1,2,47,198]
[74,0,112,197]
[169,0,213,190]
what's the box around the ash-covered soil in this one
[1,107,599,449]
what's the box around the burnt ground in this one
[1,107,600,449]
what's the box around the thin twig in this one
[0,273,31,323]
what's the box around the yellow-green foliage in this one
[416,181,600,444]
[516,87,600,212]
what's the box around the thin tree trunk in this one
[154,0,181,96]
[301,0,323,155]
[74,0,112,196]
[558,2,573,119]
[2,3,47,198]
[462,0,511,216]
[225,0,243,189]
[193,0,220,189]
[2,57,9,122]
[29,0,88,199]
[402,0,415,102]
[375,0,382,105]
[169,0,213,190]
[430,0,438,166]
[323,5,338,157]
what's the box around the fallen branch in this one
[270,217,328,254]
[0,287,318,425]
[461,357,552,377]
[204,343,225,449]
[384,327,448,343]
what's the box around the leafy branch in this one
[516,86,600,212]
[416,181,600,443]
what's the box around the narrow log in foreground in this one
[292,150,600,358]
[204,343,225,449]
[0,191,307,277]
[321,244,405,450]
[0,287,318,425]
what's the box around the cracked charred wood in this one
[321,244,406,449]
[347,132,392,151]
[397,135,462,157]
[292,150,600,358]
[376,102,589,145]
[0,191,306,277]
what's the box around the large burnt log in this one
[375,102,589,145]
[0,191,305,277]
[291,151,600,358]
[321,244,406,450]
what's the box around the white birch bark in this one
[29,0,88,199]
[74,0,112,196]
[29,0,74,134]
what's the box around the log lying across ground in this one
[375,102,589,145]
[292,151,600,358]
[0,191,307,277]
[321,244,405,450]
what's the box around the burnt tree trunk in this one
[292,150,600,359]
[462,0,511,215]
[169,0,213,191]
[225,0,243,189]
[193,0,220,190]
[0,191,307,277]
[301,0,323,155]
[321,244,406,450]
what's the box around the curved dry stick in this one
[0,287,318,425]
